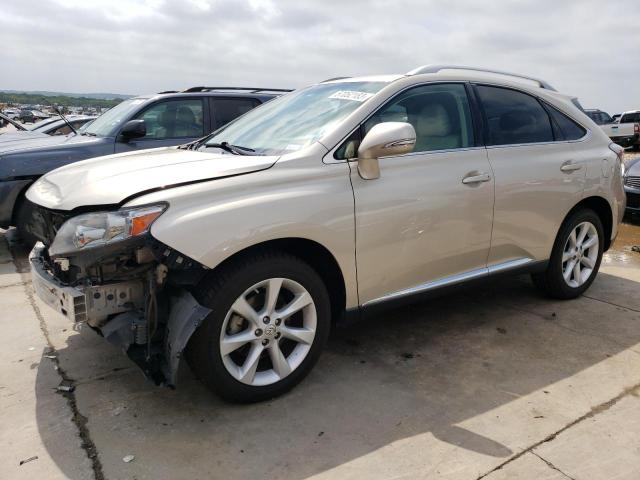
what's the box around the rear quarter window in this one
[546,105,587,141]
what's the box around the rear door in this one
[475,84,588,265]
[114,98,206,152]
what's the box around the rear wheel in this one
[187,251,331,403]
[532,209,604,299]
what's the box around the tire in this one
[14,195,39,249]
[186,250,331,403]
[531,208,604,299]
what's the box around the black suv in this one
[0,87,290,241]
[18,109,36,124]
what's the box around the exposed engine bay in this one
[28,202,213,386]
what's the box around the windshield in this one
[77,119,94,133]
[82,98,147,137]
[204,81,387,155]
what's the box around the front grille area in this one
[627,192,640,209]
[625,176,640,189]
[22,199,71,245]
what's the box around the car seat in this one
[414,101,461,151]
[174,106,199,137]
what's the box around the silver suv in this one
[27,65,626,402]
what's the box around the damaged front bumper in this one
[29,243,211,386]
[30,245,145,323]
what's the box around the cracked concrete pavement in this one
[1,216,640,479]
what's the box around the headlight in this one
[49,204,166,256]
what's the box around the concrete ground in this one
[1,199,640,479]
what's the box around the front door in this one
[115,98,206,153]
[350,83,495,305]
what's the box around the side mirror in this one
[357,122,416,180]
[119,119,146,141]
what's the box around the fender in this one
[126,146,359,309]
[162,290,211,386]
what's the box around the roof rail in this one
[182,86,293,94]
[157,90,179,94]
[407,64,557,91]
[321,77,351,83]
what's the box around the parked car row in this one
[585,108,640,150]
[5,67,627,403]
[0,87,290,245]
[0,115,96,143]
[0,108,54,126]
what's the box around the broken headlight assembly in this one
[49,204,167,256]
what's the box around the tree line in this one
[0,92,123,109]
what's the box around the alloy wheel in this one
[219,277,317,386]
[562,221,599,288]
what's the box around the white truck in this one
[586,109,640,149]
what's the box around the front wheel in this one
[532,209,604,299]
[187,251,331,403]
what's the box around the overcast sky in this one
[1,0,638,113]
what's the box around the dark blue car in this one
[0,87,290,241]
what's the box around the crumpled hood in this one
[26,147,278,210]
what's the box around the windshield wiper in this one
[53,106,77,135]
[81,131,97,137]
[205,142,254,155]
[178,138,205,150]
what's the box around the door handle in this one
[462,172,491,184]
[560,161,582,173]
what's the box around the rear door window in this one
[476,85,554,146]
[211,98,260,130]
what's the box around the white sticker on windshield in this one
[328,91,374,102]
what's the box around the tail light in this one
[609,142,624,162]
[635,124,639,134]
[609,142,626,177]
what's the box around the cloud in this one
[0,0,638,113]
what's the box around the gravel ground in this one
[625,149,640,163]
